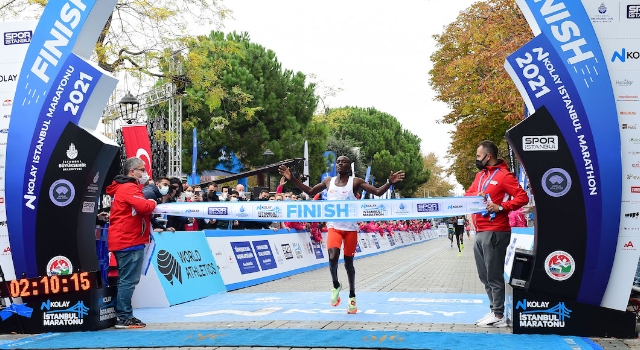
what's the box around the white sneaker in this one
[477,315,507,328]
[475,311,494,324]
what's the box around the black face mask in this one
[207,191,218,201]
[476,154,488,170]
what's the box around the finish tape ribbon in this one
[153,196,485,222]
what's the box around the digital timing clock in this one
[0,271,100,298]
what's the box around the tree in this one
[1,0,229,75]
[330,107,430,196]
[2,0,239,123]
[326,135,366,180]
[181,31,321,176]
[415,153,455,198]
[429,0,532,188]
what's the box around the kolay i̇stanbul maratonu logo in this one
[541,168,572,198]
[516,299,572,328]
[612,48,640,62]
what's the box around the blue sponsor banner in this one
[372,234,380,250]
[516,0,620,305]
[230,241,260,275]
[152,231,226,306]
[313,242,324,259]
[251,240,277,271]
[355,242,362,253]
[6,0,108,277]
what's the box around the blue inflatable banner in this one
[6,0,118,278]
[154,197,486,222]
[516,0,621,306]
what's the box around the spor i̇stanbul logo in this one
[541,168,572,198]
[545,250,575,281]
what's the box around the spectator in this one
[235,184,247,200]
[166,177,189,231]
[206,183,220,202]
[106,157,157,329]
[142,176,173,232]
[509,207,527,228]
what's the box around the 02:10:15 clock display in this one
[9,272,94,298]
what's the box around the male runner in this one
[279,156,404,314]
[454,216,465,257]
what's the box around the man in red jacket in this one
[465,140,528,328]
[106,157,157,329]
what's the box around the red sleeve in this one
[121,184,157,215]
[276,185,284,194]
[465,172,482,196]
[500,172,529,212]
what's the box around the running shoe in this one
[115,317,146,329]
[477,315,507,328]
[331,282,342,306]
[461,243,465,251]
[450,243,453,248]
[476,312,494,325]
[347,297,357,314]
[458,251,462,258]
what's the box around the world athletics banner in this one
[153,197,486,222]
[6,0,119,279]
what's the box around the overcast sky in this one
[209,0,480,167]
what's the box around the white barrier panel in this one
[132,231,227,308]
[206,229,440,290]
[437,224,449,237]
[155,197,486,222]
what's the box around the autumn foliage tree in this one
[429,0,533,188]
[415,153,455,198]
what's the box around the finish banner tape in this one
[153,197,486,222]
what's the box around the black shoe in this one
[115,317,146,329]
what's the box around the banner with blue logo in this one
[514,0,620,307]
[154,197,486,222]
[230,241,261,274]
[151,231,225,305]
[251,240,277,271]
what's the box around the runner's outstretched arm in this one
[278,165,328,197]
[355,170,405,196]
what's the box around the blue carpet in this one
[135,292,490,324]
[0,328,600,349]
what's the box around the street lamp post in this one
[118,91,140,124]
[262,149,274,191]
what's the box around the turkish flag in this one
[121,125,153,176]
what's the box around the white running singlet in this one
[326,176,358,231]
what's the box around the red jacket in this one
[465,160,528,232]
[106,175,157,252]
